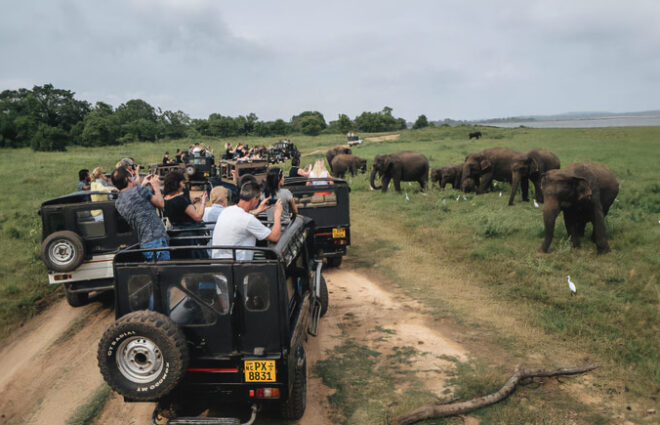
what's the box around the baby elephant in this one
[539,162,619,254]
[331,154,367,179]
[431,165,462,189]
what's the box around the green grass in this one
[1,126,658,421]
[65,383,111,425]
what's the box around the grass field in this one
[0,126,658,423]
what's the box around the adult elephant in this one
[539,162,619,254]
[509,149,561,205]
[469,131,482,140]
[461,147,523,194]
[326,146,352,173]
[331,154,367,179]
[431,165,462,189]
[370,151,429,192]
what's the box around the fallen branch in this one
[389,364,598,425]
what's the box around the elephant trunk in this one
[539,199,560,253]
[370,168,382,190]
[509,171,521,206]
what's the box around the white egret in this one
[567,275,577,295]
[499,192,502,197]
[534,199,540,208]
[405,192,410,201]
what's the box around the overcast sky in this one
[2,0,659,121]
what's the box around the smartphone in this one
[267,197,277,206]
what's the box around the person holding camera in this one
[112,167,169,261]
[264,167,297,225]
[211,182,282,261]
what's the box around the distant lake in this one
[477,114,660,128]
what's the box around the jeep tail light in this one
[255,388,280,399]
[54,274,72,281]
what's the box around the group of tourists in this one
[74,149,335,262]
[223,143,267,161]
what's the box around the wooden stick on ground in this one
[390,364,598,425]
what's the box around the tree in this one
[291,111,326,134]
[299,116,323,136]
[31,124,69,151]
[158,110,191,139]
[412,114,429,129]
[81,103,119,147]
[269,119,289,136]
[327,114,353,134]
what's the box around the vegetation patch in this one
[65,383,111,425]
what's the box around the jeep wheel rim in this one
[116,336,164,384]
[49,240,75,266]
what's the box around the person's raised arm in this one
[265,200,282,242]
[185,192,206,221]
[146,175,164,209]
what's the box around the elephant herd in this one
[324,145,620,255]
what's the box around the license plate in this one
[332,228,346,239]
[244,360,276,382]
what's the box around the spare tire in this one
[98,310,188,401]
[41,231,85,272]
[185,165,196,176]
[319,276,329,317]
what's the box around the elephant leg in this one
[532,178,543,203]
[592,203,610,254]
[440,178,447,189]
[564,210,580,247]
[381,176,391,193]
[453,176,461,189]
[478,172,493,194]
[577,220,587,238]
[418,178,426,192]
[393,177,402,193]
[521,178,530,202]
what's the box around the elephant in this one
[469,131,482,139]
[326,146,352,173]
[509,149,561,205]
[461,147,523,194]
[331,154,367,179]
[431,165,462,189]
[370,151,429,193]
[539,162,619,254]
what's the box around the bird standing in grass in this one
[534,199,540,208]
[567,275,577,295]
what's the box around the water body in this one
[477,114,660,128]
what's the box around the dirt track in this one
[0,268,464,425]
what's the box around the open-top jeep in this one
[183,152,217,182]
[218,159,269,186]
[267,140,299,164]
[39,191,137,307]
[284,177,350,267]
[97,216,327,424]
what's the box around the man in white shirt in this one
[212,182,282,260]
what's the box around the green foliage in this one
[412,114,429,129]
[290,110,327,134]
[30,124,69,151]
[327,113,354,133]
[354,106,407,132]
[66,384,111,425]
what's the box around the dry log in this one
[390,364,598,425]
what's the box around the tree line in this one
[0,84,428,151]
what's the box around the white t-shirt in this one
[211,205,272,260]
[309,170,329,185]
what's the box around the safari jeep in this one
[39,191,137,307]
[284,177,351,267]
[97,216,328,424]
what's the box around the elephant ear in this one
[529,157,541,173]
[572,177,592,201]
[384,156,394,172]
[479,159,492,172]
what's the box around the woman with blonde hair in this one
[307,159,333,186]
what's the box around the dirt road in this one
[0,268,465,425]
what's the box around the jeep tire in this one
[41,231,85,272]
[98,310,188,401]
[325,256,342,268]
[320,276,329,317]
[185,165,196,177]
[64,285,89,307]
[280,346,306,420]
